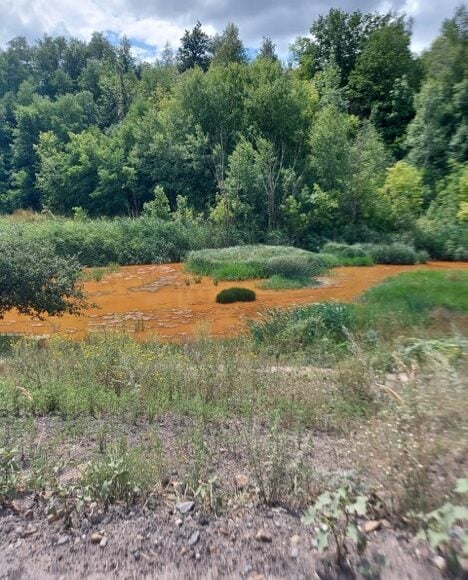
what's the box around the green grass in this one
[186,245,328,286]
[321,241,427,266]
[257,275,316,290]
[250,270,468,353]
[361,270,468,316]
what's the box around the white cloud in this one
[0,0,459,59]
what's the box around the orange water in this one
[1,262,466,341]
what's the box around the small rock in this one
[234,474,249,489]
[133,549,140,561]
[361,520,382,534]
[24,509,34,520]
[432,556,446,571]
[249,574,265,580]
[290,546,299,559]
[175,518,183,527]
[290,534,301,545]
[57,535,69,546]
[90,532,103,544]
[195,551,201,560]
[255,529,272,543]
[176,501,195,515]
[188,530,200,546]
[99,536,108,548]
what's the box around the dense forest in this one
[0,7,466,259]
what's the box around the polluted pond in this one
[0,261,467,341]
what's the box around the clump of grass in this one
[186,245,328,284]
[216,287,256,304]
[257,275,314,290]
[322,241,427,265]
[361,270,468,317]
[249,302,357,351]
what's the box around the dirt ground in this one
[0,415,449,580]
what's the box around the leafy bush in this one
[216,287,256,304]
[360,243,419,264]
[0,235,87,318]
[322,242,368,259]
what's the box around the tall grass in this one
[322,241,428,265]
[250,270,468,352]
[186,245,328,284]
[0,215,227,266]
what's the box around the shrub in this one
[363,243,419,265]
[216,287,256,304]
[322,242,368,259]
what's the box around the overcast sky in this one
[0,0,461,60]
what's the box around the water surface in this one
[1,262,466,340]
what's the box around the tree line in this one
[0,7,466,257]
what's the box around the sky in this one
[0,0,461,61]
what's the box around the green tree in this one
[379,161,425,229]
[347,20,419,147]
[0,236,86,318]
[257,37,278,61]
[211,23,246,66]
[177,21,211,72]
[292,9,393,84]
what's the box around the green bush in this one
[321,242,368,259]
[216,287,256,304]
[362,243,419,265]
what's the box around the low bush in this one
[216,287,256,304]
[363,243,420,265]
[322,241,424,265]
[321,242,368,259]
[257,275,313,290]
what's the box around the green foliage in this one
[250,302,357,350]
[81,442,163,505]
[379,161,425,229]
[363,243,421,265]
[0,235,86,318]
[303,484,369,565]
[0,446,20,503]
[361,270,468,316]
[186,245,327,282]
[416,479,468,574]
[216,287,256,304]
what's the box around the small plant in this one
[302,484,370,567]
[216,287,256,304]
[416,478,468,574]
[0,447,20,502]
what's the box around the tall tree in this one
[347,19,419,149]
[292,8,393,84]
[257,37,278,61]
[177,21,211,72]
[211,23,246,66]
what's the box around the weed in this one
[303,483,370,567]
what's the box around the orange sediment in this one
[1,261,467,341]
